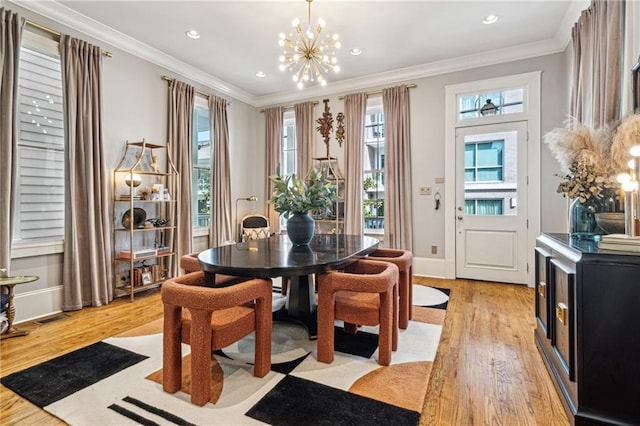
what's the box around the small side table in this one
[0,275,39,340]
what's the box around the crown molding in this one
[8,0,256,105]
[10,0,582,109]
[254,38,566,107]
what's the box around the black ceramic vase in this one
[287,212,315,245]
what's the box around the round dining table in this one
[197,233,379,338]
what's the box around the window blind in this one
[14,46,65,243]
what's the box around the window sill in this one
[11,240,64,258]
[193,227,209,238]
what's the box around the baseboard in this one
[13,286,63,324]
[413,257,447,278]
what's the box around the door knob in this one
[457,215,463,221]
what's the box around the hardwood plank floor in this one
[0,279,568,425]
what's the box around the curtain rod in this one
[161,76,232,105]
[337,83,417,100]
[260,100,319,113]
[26,20,113,58]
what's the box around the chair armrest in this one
[180,253,200,273]
[319,260,398,294]
[162,274,272,311]
[368,248,413,262]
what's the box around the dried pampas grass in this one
[543,118,615,175]
[611,113,640,172]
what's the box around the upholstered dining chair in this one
[241,214,270,241]
[180,252,249,287]
[161,272,272,406]
[366,248,413,329]
[316,259,399,366]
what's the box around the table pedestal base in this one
[274,274,318,339]
[273,309,318,340]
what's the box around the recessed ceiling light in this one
[185,29,200,39]
[350,48,362,56]
[255,71,266,78]
[482,14,498,25]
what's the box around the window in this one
[465,141,504,182]
[363,99,385,234]
[192,97,211,228]
[279,111,296,230]
[282,111,297,177]
[465,199,504,215]
[458,88,524,120]
[13,32,65,245]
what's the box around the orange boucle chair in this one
[162,271,272,406]
[181,252,248,287]
[366,248,414,329]
[317,259,399,366]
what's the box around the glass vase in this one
[569,197,606,239]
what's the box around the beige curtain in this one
[0,8,24,273]
[264,107,283,233]
[382,85,413,250]
[570,0,623,128]
[343,93,367,235]
[209,95,233,246]
[168,80,194,261]
[60,35,112,309]
[294,101,315,177]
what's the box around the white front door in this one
[455,121,528,284]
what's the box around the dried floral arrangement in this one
[544,119,619,203]
[611,113,640,171]
[555,161,617,203]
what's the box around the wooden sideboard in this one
[535,233,640,425]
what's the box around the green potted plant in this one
[269,167,337,245]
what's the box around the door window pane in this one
[465,199,504,216]
[465,141,504,182]
[463,129,518,216]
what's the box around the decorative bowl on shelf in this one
[121,208,147,229]
[594,212,625,235]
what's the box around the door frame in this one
[444,71,541,287]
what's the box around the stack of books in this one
[598,234,640,253]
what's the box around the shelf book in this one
[598,234,640,253]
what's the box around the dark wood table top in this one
[198,234,380,279]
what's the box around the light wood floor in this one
[0,278,569,425]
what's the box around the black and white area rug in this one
[1,284,450,426]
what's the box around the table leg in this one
[203,271,216,287]
[274,274,318,339]
[1,284,29,340]
[287,275,316,316]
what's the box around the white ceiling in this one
[11,0,589,106]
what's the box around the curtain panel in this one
[168,80,195,261]
[0,8,24,273]
[209,95,233,247]
[382,85,413,251]
[264,107,283,234]
[343,93,367,235]
[570,0,623,128]
[60,35,112,310]
[294,101,315,178]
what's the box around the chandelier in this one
[278,0,341,89]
